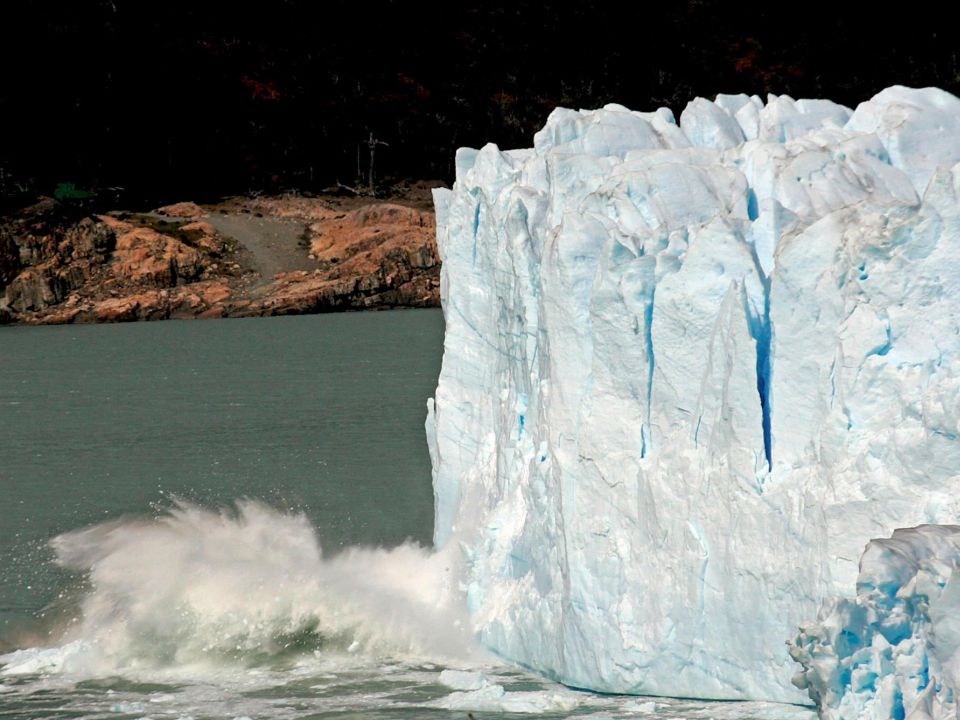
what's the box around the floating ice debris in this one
[438,668,490,690]
[432,683,581,713]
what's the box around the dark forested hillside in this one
[2,1,958,205]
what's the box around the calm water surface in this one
[0,312,811,720]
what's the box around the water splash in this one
[2,500,476,676]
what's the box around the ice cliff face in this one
[426,86,960,704]
[791,525,960,719]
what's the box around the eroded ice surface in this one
[791,525,960,719]
[426,86,960,703]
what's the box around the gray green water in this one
[0,311,812,720]
[0,311,441,639]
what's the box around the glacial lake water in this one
[0,311,812,720]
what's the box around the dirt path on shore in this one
[203,214,316,284]
[1,189,442,325]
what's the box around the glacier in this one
[425,85,960,705]
[790,525,960,719]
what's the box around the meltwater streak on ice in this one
[0,500,476,676]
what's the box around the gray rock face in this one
[2,211,117,313]
[0,227,19,292]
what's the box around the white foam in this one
[622,699,660,713]
[0,652,818,720]
[109,701,145,713]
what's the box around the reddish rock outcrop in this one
[105,219,204,288]
[155,201,205,218]
[180,221,227,255]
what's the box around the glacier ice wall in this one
[426,86,960,703]
[790,525,960,719]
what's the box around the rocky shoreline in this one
[0,185,441,325]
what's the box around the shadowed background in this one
[2,0,958,206]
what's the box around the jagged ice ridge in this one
[425,86,960,706]
[791,524,960,719]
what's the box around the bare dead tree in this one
[366,132,389,195]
